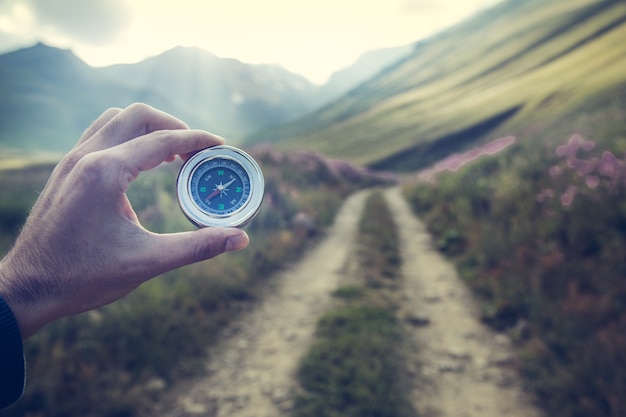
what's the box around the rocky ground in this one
[144,187,543,417]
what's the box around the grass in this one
[0,149,61,171]
[293,306,410,417]
[291,192,416,417]
[0,148,386,417]
[357,192,402,287]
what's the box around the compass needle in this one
[177,145,264,228]
[205,188,221,202]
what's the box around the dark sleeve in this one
[0,296,25,408]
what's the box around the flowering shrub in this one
[537,133,626,207]
[417,136,516,182]
[403,132,626,417]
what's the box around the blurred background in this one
[1,0,625,416]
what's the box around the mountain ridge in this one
[0,42,320,151]
[0,41,411,153]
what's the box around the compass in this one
[177,145,264,228]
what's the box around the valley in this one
[1,0,625,415]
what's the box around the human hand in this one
[0,103,250,338]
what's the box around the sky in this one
[0,0,502,85]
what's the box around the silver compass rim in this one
[176,145,264,228]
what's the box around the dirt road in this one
[150,190,370,417]
[148,187,543,417]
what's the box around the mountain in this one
[315,44,414,104]
[97,46,320,139]
[0,44,317,152]
[249,0,626,170]
[0,41,414,154]
[0,43,139,151]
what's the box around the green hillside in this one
[251,0,626,170]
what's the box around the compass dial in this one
[177,145,264,228]
[191,158,251,216]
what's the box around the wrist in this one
[0,256,52,339]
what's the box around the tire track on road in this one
[384,187,543,417]
[148,190,370,417]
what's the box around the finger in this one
[90,103,191,151]
[75,107,123,147]
[177,133,226,162]
[146,228,249,274]
[110,129,225,189]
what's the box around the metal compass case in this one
[176,145,265,228]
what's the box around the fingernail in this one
[225,232,249,252]
[212,133,226,143]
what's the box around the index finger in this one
[75,107,122,148]
[88,103,192,152]
[110,128,225,189]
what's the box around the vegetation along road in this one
[145,187,544,417]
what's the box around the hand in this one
[0,103,250,338]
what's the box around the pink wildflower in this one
[482,136,516,155]
[549,165,562,178]
[560,186,577,206]
[555,145,568,158]
[435,155,465,172]
[556,134,584,158]
[465,148,482,161]
[598,151,623,179]
[586,175,599,188]
[433,137,517,174]
[567,157,598,176]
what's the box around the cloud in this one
[401,0,501,16]
[400,0,444,14]
[0,2,34,34]
[25,0,129,45]
[0,0,504,83]
[29,0,129,44]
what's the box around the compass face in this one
[177,146,264,228]
[190,158,251,216]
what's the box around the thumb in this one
[148,228,249,273]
